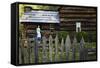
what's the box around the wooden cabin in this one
[20,6,97,39]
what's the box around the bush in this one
[88,31,96,42]
[76,31,88,42]
[76,31,96,42]
[58,31,69,42]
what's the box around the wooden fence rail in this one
[19,34,93,64]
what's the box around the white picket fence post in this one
[65,35,71,61]
[49,35,53,62]
[55,35,58,61]
[79,37,85,60]
[72,37,77,60]
[42,36,47,62]
[60,38,64,61]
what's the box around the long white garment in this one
[36,27,41,38]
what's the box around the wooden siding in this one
[59,6,97,31]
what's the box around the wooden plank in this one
[42,36,47,62]
[60,7,96,10]
[72,37,77,60]
[34,37,39,63]
[65,35,71,61]
[60,10,96,13]
[60,14,96,18]
[49,35,53,62]
[79,37,85,60]
[60,18,96,22]
[55,35,59,61]
[60,38,64,61]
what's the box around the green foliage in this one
[76,31,88,42]
[76,31,96,42]
[58,31,69,42]
[88,31,96,42]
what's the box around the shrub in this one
[76,31,88,42]
[88,31,96,42]
[58,31,69,42]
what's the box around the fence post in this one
[79,37,85,60]
[27,38,31,63]
[42,36,47,62]
[28,38,34,63]
[22,39,29,64]
[49,35,53,62]
[65,35,71,61]
[55,35,58,62]
[19,38,24,64]
[72,36,77,60]
[34,37,39,63]
[60,38,64,61]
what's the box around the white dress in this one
[36,27,41,38]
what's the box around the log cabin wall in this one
[59,6,97,31]
[23,6,97,32]
[22,23,58,38]
[21,6,97,37]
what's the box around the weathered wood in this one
[27,38,34,63]
[59,6,96,32]
[79,37,85,60]
[19,38,30,64]
[54,35,58,61]
[60,38,64,61]
[22,47,30,64]
[34,37,39,63]
[49,35,53,62]
[42,36,47,62]
[72,37,77,60]
[19,38,24,64]
[27,39,31,63]
[65,35,71,61]
[19,34,92,63]
[60,14,96,18]
[60,7,96,10]
[61,18,96,22]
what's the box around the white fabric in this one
[36,27,41,38]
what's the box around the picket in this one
[42,36,47,62]
[79,37,85,60]
[34,37,39,63]
[49,35,53,62]
[65,35,71,61]
[19,34,88,63]
[60,38,64,61]
[72,37,77,60]
[54,35,58,61]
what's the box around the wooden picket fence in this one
[19,35,90,64]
